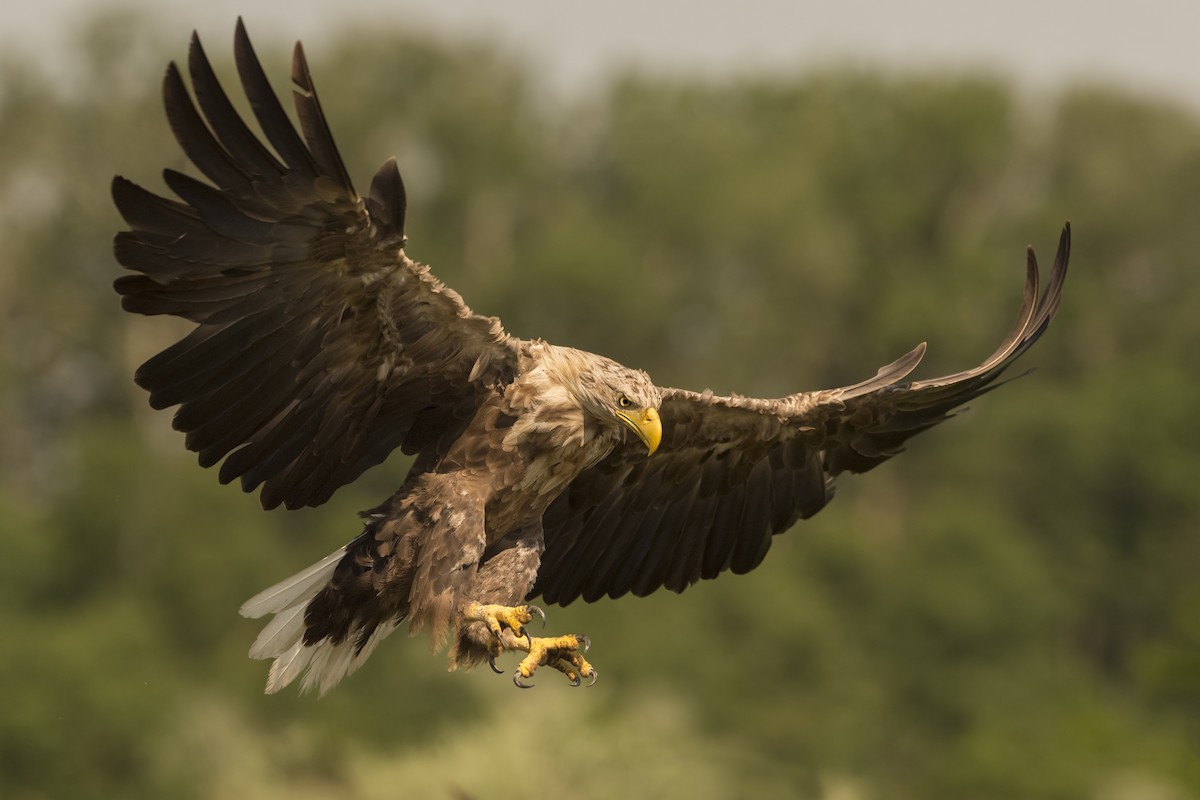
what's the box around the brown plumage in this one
[113,21,1070,695]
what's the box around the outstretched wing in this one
[536,224,1070,605]
[113,21,518,510]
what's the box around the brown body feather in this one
[114,21,1070,694]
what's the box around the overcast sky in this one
[7,0,1200,108]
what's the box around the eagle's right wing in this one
[114,21,519,510]
[536,225,1070,604]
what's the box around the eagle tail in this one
[238,546,399,696]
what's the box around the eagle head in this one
[539,345,663,456]
[604,369,662,455]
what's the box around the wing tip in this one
[293,41,309,82]
[839,341,927,398]
[233,16,256,72]
[1054,220,1072,276]
[367,157,408,240]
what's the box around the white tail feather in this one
[239,547,347,619]
[238,546,401,696]
[264,620,400,696]
[248,602,307,660]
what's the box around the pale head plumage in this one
[537,345,660,425]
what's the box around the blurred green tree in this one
[1,11,1197,800]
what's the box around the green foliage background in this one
[2,12,1198,800]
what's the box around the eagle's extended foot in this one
[510,633,597,689]
[464,603,596,687]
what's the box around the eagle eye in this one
[617,394,632,409]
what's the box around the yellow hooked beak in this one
[618,406,662,456]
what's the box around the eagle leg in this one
[509,633,596,689]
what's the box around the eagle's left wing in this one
[535,224,1069,605]
[113,22,519,511]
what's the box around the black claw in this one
[488,654,502,674]
[554,657,582,687]
[528,604,546,628]
[513,670,534,689]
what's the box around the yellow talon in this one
[462,603,595,687]
[511,634,596,688]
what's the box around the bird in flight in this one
[113,20,1070,694]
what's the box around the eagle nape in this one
[114,20,1071,697]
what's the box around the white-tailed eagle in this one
[113,21,1070,694]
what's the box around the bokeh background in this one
[2,3,1198,798]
